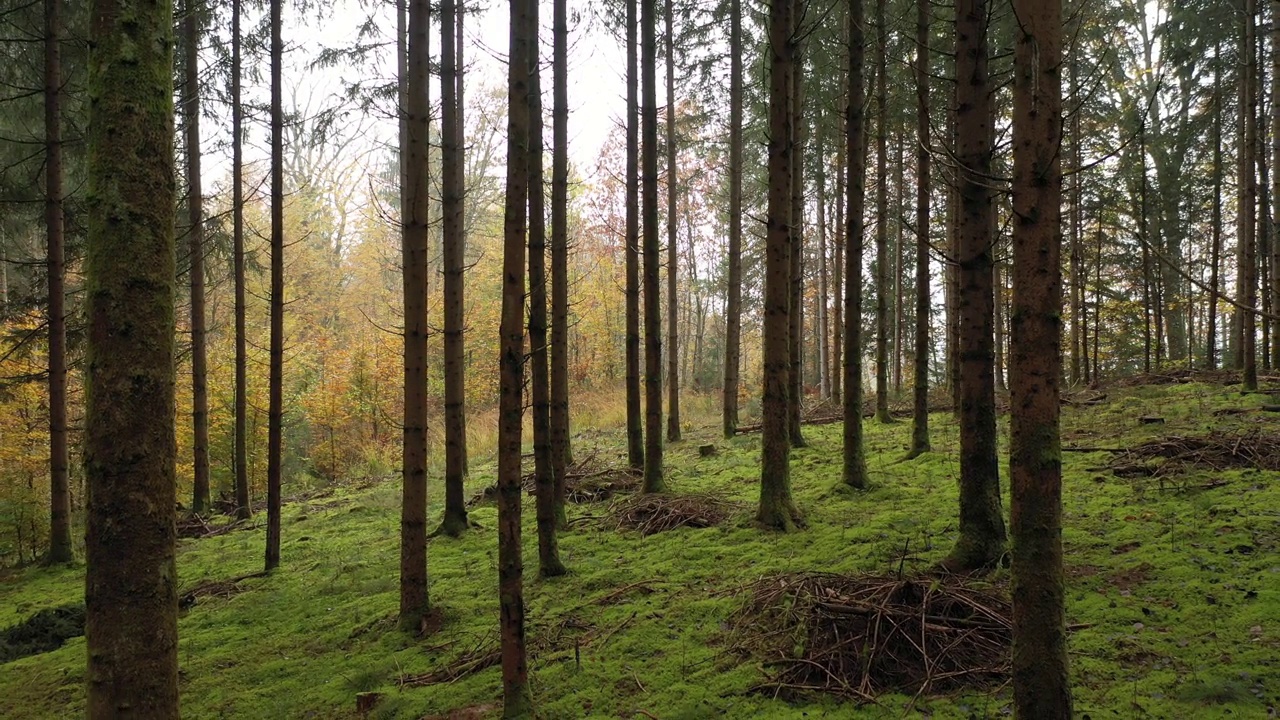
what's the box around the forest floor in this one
[2,378,1278,719]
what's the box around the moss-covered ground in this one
[2,381,1277,718]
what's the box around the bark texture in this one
[265,0,284,573]
[185,0,210,516]
[625,0,644,468]
[641,0,666,493]
[722,0,744,438]
[908,0,931,458]
[232,0,250,521]
[550,0,572,526]
[842,0,869,489]
[665,0,681,443]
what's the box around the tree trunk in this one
[1208,43,1222,369]
[233,0,251,521]
[642,0,666,492]
[760,0,802,530]
[946,0,1006,571]
[833,101,844,401]
[893,122,905,395]
[1010,0,1071,711]
[185,0,210,517]
[817,132,831,400]
[723,0,744,438]
[550,0,572,525]
[626,0,644,466]
[500,0,535,707]
[843,0,869,489]
[908,0,930,458]
[873,0,892,424]
[84,0,179,708]
[1069,57,1083,384]
[529,31,566,578]
[946,109,960,412]
[788,28,807,448]
[399,0,431,633]
[265,0,284,573]
[665,0,681,443]
[440,0,470,536]
[44,0,71,563]
[1242,0,1259,390]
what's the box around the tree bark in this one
[873,0,892,424]
[1273,3,1280,369]
[529,30,566,578]
[550,0,572,525]
[1010,0,1071,710]
[399,0,431,633]
[185,0,210,517]
[1242,0,1259,390]
[626,0,644,466]
[817,132,831,400]
[84,0,179,709]
[946,0,1006,571]
[907,0,931,458]
[500,0,535,708]
[760,0,802,530]
[440,0,471,536]
[833,96,845,401]
[44,0,71,563]
[642,0,666,493]
[788,25,807,448]
[723,0,744,438]
[265,0,284,573]
[233,0,250,521]
[843,0,869,489]
[1068,58,1083,384]
[665,0,681,443]
[1208,43,1222,369]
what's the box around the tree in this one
[440,0,471,536]
[399,0,431,633]
[1009,0,1071,710]
[873,0,892,424]
[665,0,681,444]
[265,0,285,573]
[722,0,744,438]
[626,0,644,469]
[642,0,666,493]
[550,0,572,526]
[1239,0,1258,390]
[499,0,535,708]
[529,21,566,577]
[185,0,211,516]
[907,0,931,458]
[233,0,251,522]
[842,0,869,489]
[759,0,802,530]
[787,25,807,448]
[84,0,179,708]
[43,0,71,563]
[945,0,1007,571]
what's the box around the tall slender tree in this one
[873,0,892,424]
[1208,43,1222,369]
[265,0,284,573]
[722,0,744,438]
[625,0,644,468]
[185,0,211,516]
[44,0,71,563]
[1009,0,1070,711]
[440,0,471,536]
[843,0,869,489]
[232,0,250,521]
[499,0,535,707]
[664,0,681,443]
[946,0,1006,571]
[788,26,807,448]
[399,0,431,633]
[760,0,802,529]
[816,131,831,400]
[84,0,179,708]
[550,0,572,524]
[1241,0,1258,390]
[642,0,666,492]
[907,0,931,458]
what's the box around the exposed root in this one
[728,572,1011,701]
[606,493,738,535]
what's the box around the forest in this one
[0,0,1277,715]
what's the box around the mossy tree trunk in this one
[440,0,471,537]
[1009,0,1071,710]
[625,0,644,469]
[873,0,893,425]
[842,0,869,489]
[84,0,180,709]
[787,32,807,449]
[265,0,284,574]
[641,0,666,493]
[399,0,431,633]
[947,0,1007,571]
[185,0,211,516]
[500,0,535,709]
[550,0,572,527]
[44,0,72,564]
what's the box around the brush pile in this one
[606,493,736,535]
[729,573,1011,701]
[1112,429,1280,477]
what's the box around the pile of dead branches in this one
[468,452,641,506]
[178,571,266,609]
[729,572,1011,701]
[176,515,246,539]
[606,493,737,535]
[1112,429,1280,477]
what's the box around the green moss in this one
[2,382,1278,718]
